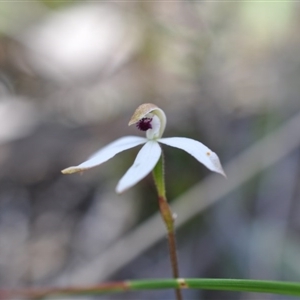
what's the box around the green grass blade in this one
[131,278,300,296]
[2,278,300,299]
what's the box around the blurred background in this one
[0,1,300,299]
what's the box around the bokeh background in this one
[1,1,300,299]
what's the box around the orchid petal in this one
[116,141,162,193]
[159,137,226,176]
[62,136,147,174]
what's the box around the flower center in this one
[129,104,167,140]
[136,117,153,131]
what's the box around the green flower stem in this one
[153,154,183,300]
[152,153,166,199]
[3,279,300,299]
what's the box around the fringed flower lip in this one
[62,103,226,193]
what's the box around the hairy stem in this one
[153,154,183,300]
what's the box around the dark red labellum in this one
[136,117,152,131]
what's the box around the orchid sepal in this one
[61,136,147,174]
[116,140,162,193]
[158,137,226,177]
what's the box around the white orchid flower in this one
[62,103,225,193]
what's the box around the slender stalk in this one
[153,154,183,300]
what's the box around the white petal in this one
[116,141,162,193]
[62,136,147,174]
[159,137,226,176]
